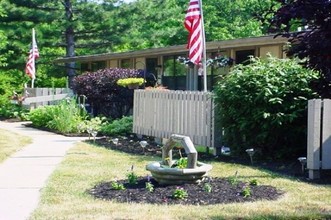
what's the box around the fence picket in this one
[133,90,214,147]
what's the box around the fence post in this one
[307,99,322,179]
[322,99,331,169]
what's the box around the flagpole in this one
[31,28,35,88]
[198,0,207,92]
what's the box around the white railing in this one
[307,99,331,179]
[20,88,72,109]
[133,90,215,148]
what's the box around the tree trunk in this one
[64,0,75,88]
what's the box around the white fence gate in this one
[133,90,217,149]
[307,99,331,179]
[20,88,72,109]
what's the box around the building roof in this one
[54,35,287,63]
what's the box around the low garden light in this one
[297,157,307,174]
[246,148,255,165]
[112,138,119,146]
[91,130,98,143]
[140,140,148,153]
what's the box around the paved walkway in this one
[0,121,86,220]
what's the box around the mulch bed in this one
[89,176,282,205]
[86,136,291,205]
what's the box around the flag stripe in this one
[185,0,203,65]
[25,29,39,79]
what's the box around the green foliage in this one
[100,116,133,136]
[111,181,125,190]
[77,117,107,133]
[249,179,258,186]
[0,104,29,121]
[29,105,55,127]
[227,176,239,186]
[73,68,138,118]
[214,56,319,159]
[29,97,87,134]
[172,187,188,200]
[145,182,154,192]
[241,185,251,198]
[127,171,138,185]
[173,157,188,169]
[203,182,212,193]
[117,78,144,87]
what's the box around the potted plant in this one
[117,77,144,89]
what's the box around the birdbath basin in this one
[146,134,212,185]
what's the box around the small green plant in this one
[111,181,125,190]
[249,179,258,186]
[174,157,188,169]
[227,171,239,185]
[203,183,212,193]
[145,182,154,192]
[127,165,138,185]
[241,185,251,198]
[172,187,188,200]
[117,77,144,87]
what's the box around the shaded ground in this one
[87,136,292,205]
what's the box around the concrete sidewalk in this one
[0,121,86,220]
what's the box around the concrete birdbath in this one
[146,134,212,185]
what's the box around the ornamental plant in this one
[73,68,139,118]
[117,77,144,87]
[172,187,188,200]
[214,55,319,160]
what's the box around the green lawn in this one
[30,142,331,220]
[0,129,31,163]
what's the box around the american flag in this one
[185,0,202,65]
[25,28,39,79]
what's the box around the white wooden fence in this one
[20,88,72,109]
[133,90,216,148]
[307,99,331,179]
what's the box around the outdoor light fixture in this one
[297,157,307,174]
[91,131,98,143]
[112,138,119,145]
[246,148,255,165]
[140,140,148,153]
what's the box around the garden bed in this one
[87,136,287,205]
[89,176,282,205]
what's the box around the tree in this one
[0,7,8,67]
[269,0,331,98]
[0,0,122,87]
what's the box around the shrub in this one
[29,97,87,133]
[100,116,133,136]
[29,105,55,127]
[73,68,139,119]
[214,56,319,160]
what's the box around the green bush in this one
[214,56,319,160]
[73,68,139,118]
[29,105,55,127]
[29,97,87,133]
[100,116,133,136]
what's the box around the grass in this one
[30,142,331,220]
[0,129,32,163]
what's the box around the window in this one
[163,55,187,77]
[91,61,106,71]
[80,63,89,73]
[121,59,132,69]
[235,49,255,65]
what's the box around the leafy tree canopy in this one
[269,0,331,98]
[0,0,279,86]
